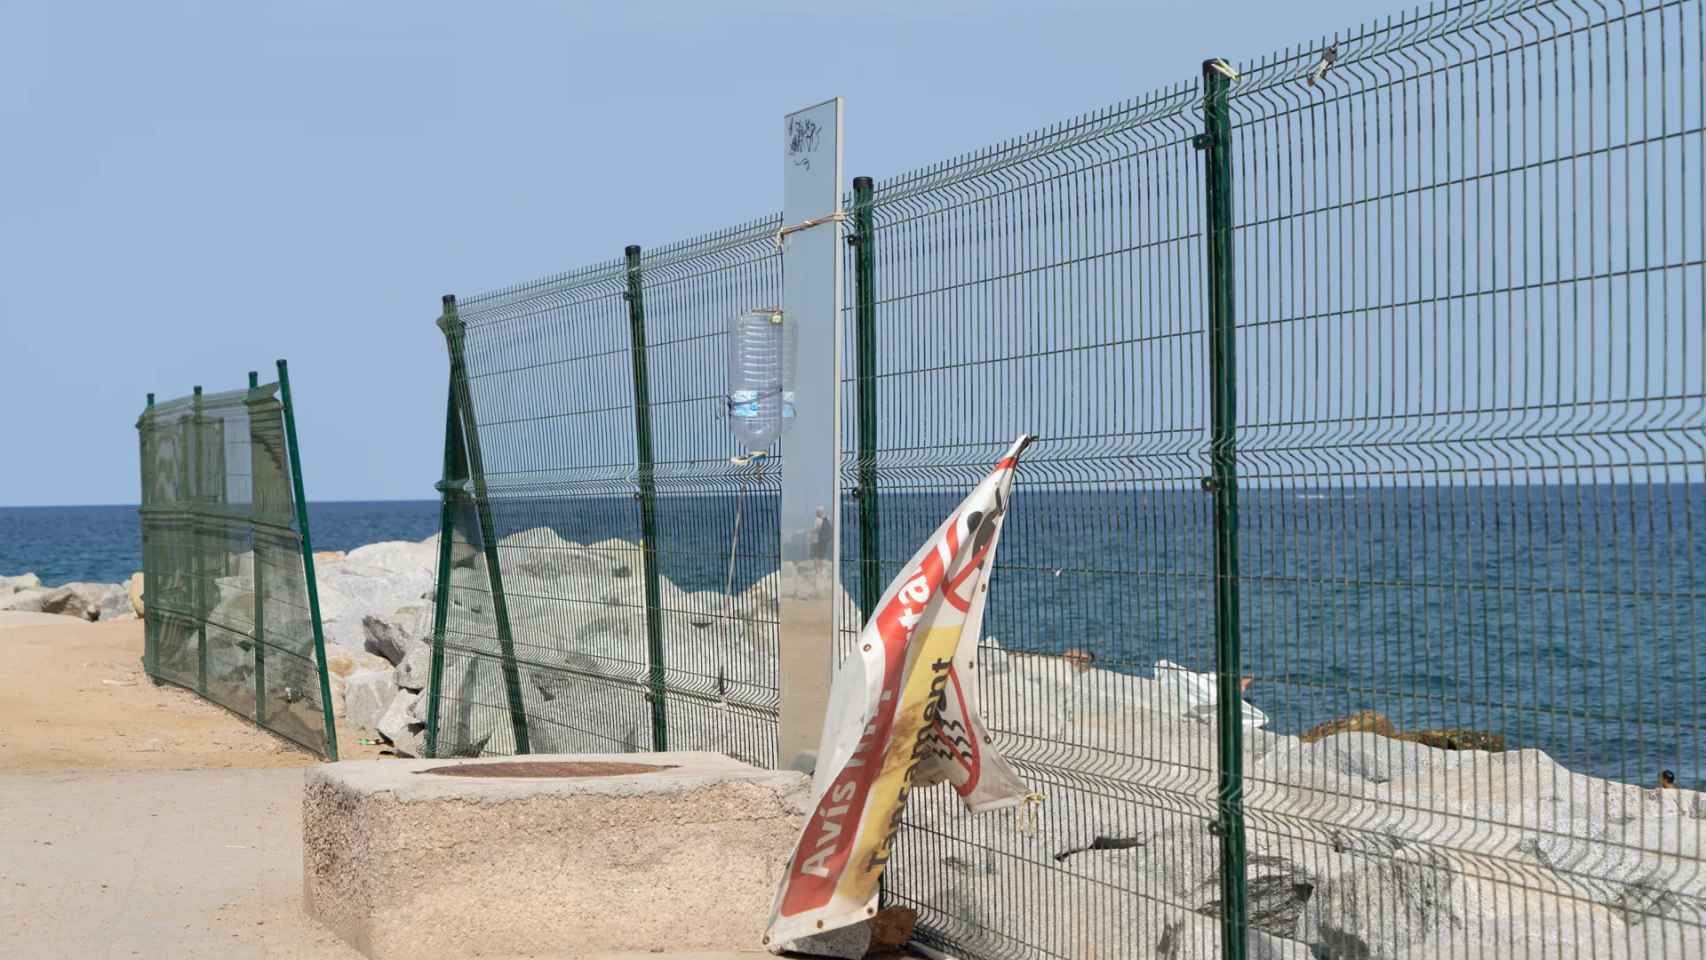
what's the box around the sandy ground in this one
[0,614,382,773]
[0,614,370,958]
[0,766,361,959]
[0,614,769,960]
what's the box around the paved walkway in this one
[0,618,777,959]
[0,767,777,959]
[0,767,359,959]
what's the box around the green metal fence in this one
[1226,3,1704,958]
[137,362,338,759]
[425,218,785,763]
[425,0,1704,956]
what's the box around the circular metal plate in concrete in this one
[415,760,678,779]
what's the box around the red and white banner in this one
[765,435,1035,957]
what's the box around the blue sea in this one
[0,501,442,587]
[2,486,1701,787]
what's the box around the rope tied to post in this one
[773,209,848,251]
[1014,791,1046,835]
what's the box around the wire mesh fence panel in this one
[842,86,1241,958]
[429,223,789,766]
[136,379,336,758]
[431,263,661,757]
[1227,2,1706,958]
[638,218,785,768]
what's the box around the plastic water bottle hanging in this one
[726,308,796,457]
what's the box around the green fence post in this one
[140,393,156,678]
[249,370,266,728]
[425,376,471,758]
[624,245,669,752]
[1198,57,1246,960]
[852,177,881,624]
[192,384,208,696]
[437,295,532,754]
[277,359,339,762]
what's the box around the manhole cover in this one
[416,760,677,779]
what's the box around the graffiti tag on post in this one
[787,117,821,169]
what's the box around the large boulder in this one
[1154,659,1269,728]
[405,687,499,758]
[1299,712,1502,752]
[1287,836,1661,960]
[39,582,126,621]
[758,565,860,625]
[1296,841,1476,959]
[678,590,726,628]
[394,641,433,692]
[1461,880,1690,960]
[585,537,645,579]
[1401,728,1506,752]
[96,587,134,621]
[1500,764,1706,944]
[125,571,145,616]
[500,528,632,583]
[1256,732,1472,788]
[1383,749,1647,856]
[361,614,418,666]
[500,567,634,626]
[440,566,492,615]
[0,572,42,596]
[1057,818,1317,943]
[315,556,437,650]
[893,794,1309,959]
[376,690,426,757]
[321,643,392,718]
[346,539,438,575]
[975,643,1082,742]
[0,587,50,613]
[1266,749,1706,958]
[202,625,258,685]
[431,657,512,757]
[737,571,780,620]
[322,643,391,680]
[1302,710,1397,744]
[977,652,1288,796]
[343,670,398,731]
[1521,810,1706,910]
[408,688,431,724]
[515,645,648,756]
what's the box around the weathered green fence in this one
[137,362,337,759]
[425,221,785,763]
[426,0,1704,956]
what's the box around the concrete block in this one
[303,752,810,959]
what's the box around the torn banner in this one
[765,435,1036,957]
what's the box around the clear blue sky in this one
[0,0,1374,506]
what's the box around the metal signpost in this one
[776,97,845,774]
